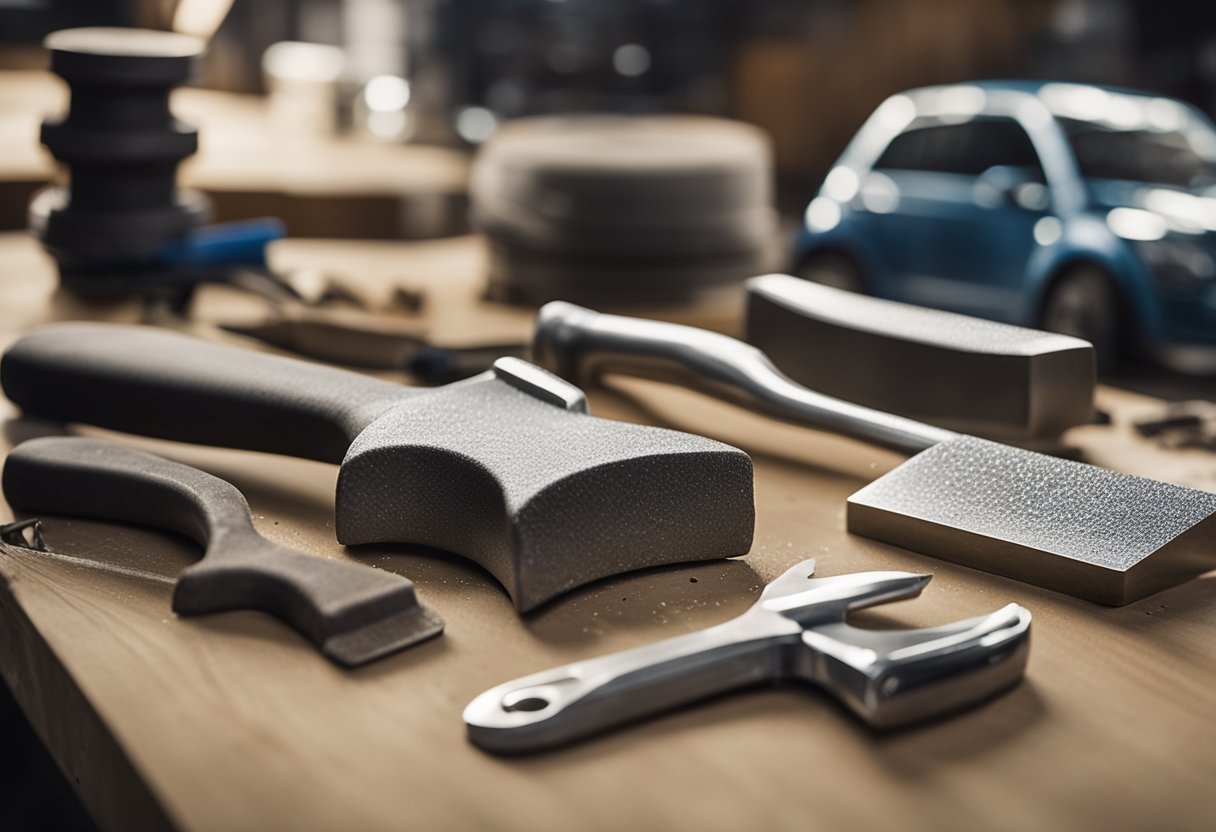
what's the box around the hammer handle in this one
[3,437,437,666]
[2,323,412,463]
[533,302,956,456]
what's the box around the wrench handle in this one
[464,619,790,754]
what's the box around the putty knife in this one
[4,437,443,666]
[534,303,1216,605]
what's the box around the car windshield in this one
[1058,117,1216,189]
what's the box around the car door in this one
[858,117,1049,321]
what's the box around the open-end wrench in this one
[464,560,1031,753]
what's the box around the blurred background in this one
[3,0,1216,222]
[2,2,1216,829]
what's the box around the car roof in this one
[903,79,1177,102]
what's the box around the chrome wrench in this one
[464,560,1031,753]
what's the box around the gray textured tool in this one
[3,437,443,666]
[1,323,753,612]
[745,274,1095,441]
[465,559,1031,753]
[534,303,1216,605]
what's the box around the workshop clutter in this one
[1,326,754,613]
[3,8,1216,830]
[532,302,1216,606]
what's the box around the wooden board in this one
[0,232,1214,832]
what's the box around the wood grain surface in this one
[0,232,1213,832]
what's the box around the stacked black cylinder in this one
[472,115,777,307]
[31,28,209,286]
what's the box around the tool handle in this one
[3,437,438,666]
[464,618,788,754]
[1,323,413,464]
[533,302,957,456]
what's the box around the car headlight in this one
[1138,236,1216,291]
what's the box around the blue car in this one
[793,81,1216,370]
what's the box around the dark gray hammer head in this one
[1,324,755,612]
[337,358,755,610]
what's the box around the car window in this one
[1058,118,1216,188]
[875,118,1045,179]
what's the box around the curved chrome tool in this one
[464,560,1031,753]
[534,300,957,455]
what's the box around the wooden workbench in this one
[0,231,1213,832]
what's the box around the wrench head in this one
[756,559,932,627]
[756,559,1032,728]
[803,603,1032,729]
